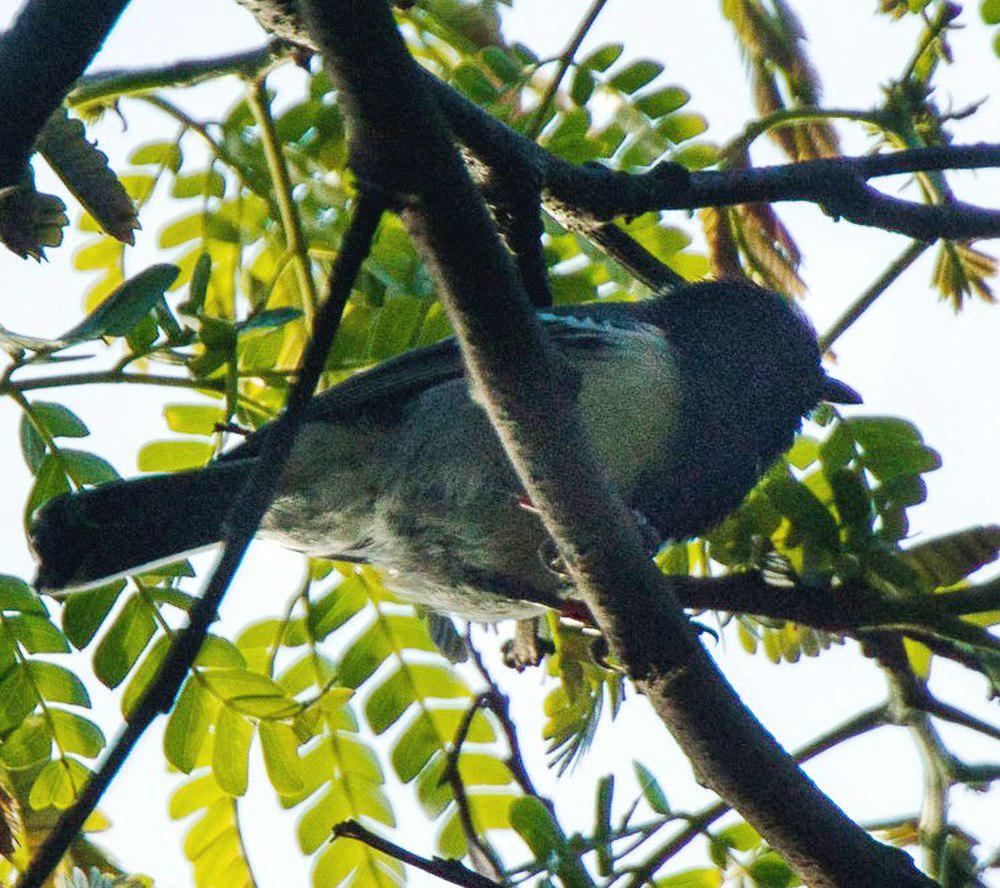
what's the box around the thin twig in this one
[443,694,505,880]
[16,191,385,888]
[66,41,291,107]
[2,369,226,394]
[886,672,951,879]
[819,240,930,351]
[333,820,500,888]
[248,77,319,322]
[465,629,553,811]
[524,0,611,141]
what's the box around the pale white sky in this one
[0,2,996,886]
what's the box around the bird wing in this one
[222,301,650,460]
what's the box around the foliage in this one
[0,2,996,887]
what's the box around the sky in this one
[0,1,996,886]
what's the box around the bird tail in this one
[30,460,253,593]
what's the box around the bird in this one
[30,281,860,622]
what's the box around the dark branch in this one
[443,695,505,880]
[465,630,553,811]
[0,0,131,187]
[298,2,934,885]
[332,820,499,888]
[420,71,1000,242]
[624,704,888,887]
[16,192,385,888]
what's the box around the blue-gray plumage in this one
[30,281,860,620]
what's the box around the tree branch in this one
[66,40,292,107]
[419,71,1000,241]
[0,0,131,187]
[464,629,553,812]
[332,820,500,888]
[624,704,888,887]
[16,191,385,888]
[297,2,934,885]
[443,695,505,880]
[523,0,611,141]
[819,240,930,351]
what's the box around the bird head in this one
[636,280,860,462]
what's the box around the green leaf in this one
[570,67,595,106]
[480,46,523,84]
[93,594,157,688]
[8,614,70,654]
[0,715,52,767]
[30,759,71,810]
[747,851,795,888]
[61,264,180,341]
[0,575,48,615]
[453,63,499,103]
[48,708,106,758]
[179,252,211,317]
[672,142,719,170]
[19,415,45,472]
[200,668,298,718]
[655,868,722,888]
[25,454,70,523]
[164,678,214,773]
[121,636,168,717]
[129,141,183,172]
[169,772,219,819]
[657,112,708,143]
[765,477,840,555]
[60,449,118,485]
[633,761,670,814]
[608,59,663,94]
[716,821,761,853]
[137,439,214,472]
[391,711,447,782]
[365,664,469,734]
[62,581,125,648]
[635,86,689,118]
[28,402,89,438]
[164,404,225,436]
[439,793,518,860]
[171,170,225,199]
[159,213,202,248]
[509,796,565,857]
[581,43,623,72]
[26,660,90,706]
[213,707,253,796]
[259,721,303,796]
[0,665,40,731]
[240,307,302,332]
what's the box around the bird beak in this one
[820,373,862,405]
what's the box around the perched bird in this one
[30,281,859,621]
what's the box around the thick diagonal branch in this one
[298,2,934,885]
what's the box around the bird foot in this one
[501,618,554,671]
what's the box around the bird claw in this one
[501,618,554,671]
